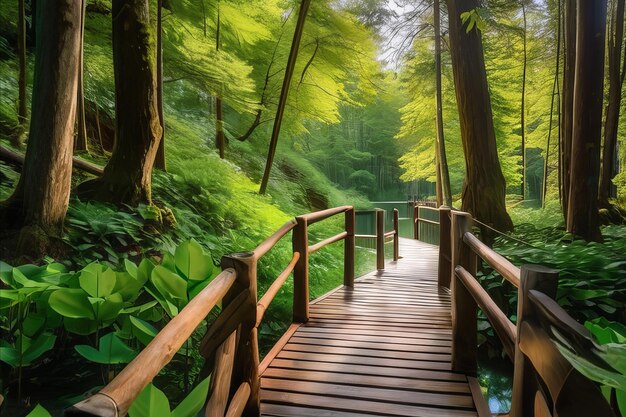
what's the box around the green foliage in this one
[75,332,137,364]
[128,377,210,417]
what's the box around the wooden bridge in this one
[68,206,616,417]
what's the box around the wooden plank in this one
[276,350,452,371]
[282,343,451,362]
[268,358,467,381]
[262,403,383,417]
[261,390,478,417]
[288,336,452,354]
[467,377,492,417]
[262,368,470,394]
[259,323,301,375]
[261,378,475,408]
[297,325,453,341]
[293,329,452,347]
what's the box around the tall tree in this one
[259,0,312,194]
[78,0,162,205]
[599,0,625,208]
[1,0,81,255]
[434,0,452,207]
[520,0,527,199]
[75,0,89,153]
[444,1,513,234]
[215,0,225,159]
[16,0,27,146]
[566,0,607,241]
[154,0,166,170]
[560,0,576,220]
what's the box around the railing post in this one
[292,216,309,323]
[510,265,559,417]
[450,211,478,375]
[218,252,260,416]
[376,209,385,270]
[438,206,452,288]
[393,208,399,261]
[413,204,419,240]
[344,207,355,287]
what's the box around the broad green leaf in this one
[0,260,13,286]
[96,292,124,322]
[22,333,56,364]
[75,333,137,364]
[49,289,94,319]
[22,313,46,337]
[79,263,116,298]
[125,259,138,278]
[171,377,211,417]
[63,317,98,335]
[0,290,19,309]
[151,266,187,302]
[0,347,19,367]
[137,259,155,283]
[617,389,626,417]
[113,271,145,302]
[25,404,52,417]
[129,316,158,346]
[128,383,170,417]
[174,240,213,280]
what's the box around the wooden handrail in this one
[355,234,376,239]
[455,266,516,360]
[297,205,351,225]
[383,230,396,238]
[256,252,300,326]
[66,269,238,416]
[308,231,348,254]
[463,232,521,287]
[253,220,297,259]
[416,218,439,226]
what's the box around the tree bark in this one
[434,0,452,207]
[520,1,527,199]
[259,0,311,194]
[560,0,576,221]
[566,0,607,241]
[77,0,162,206]
[154,0,166,171]
[1,0,81,255]
[543,0,562,207]
[444,0,513,236]
[75,0,89,153]
[598,0,625,208]
[15,0,27,146]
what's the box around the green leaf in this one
[75,333,137,364]
[96,292,124,322]
[129,316,158,346]
[0,347,19,367]
[63,317,98,335]
[25,404,52,417]
[113,271,146,302]
[617,389,626,417]
[49,289,94,319]
[79,263,116,298]
[22,313,46,337]
[151,266,188,302]
[128,383,171,417]
[174,240,213,280]
[171,377,211,417]
[22,333,56,365]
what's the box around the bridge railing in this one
[438,209,615,417]
[354,208,399,269]
[67,205,375,417]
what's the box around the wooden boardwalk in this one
[259,238,481,417]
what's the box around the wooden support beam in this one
[393,208,399,261]
[438,206,452,288]
[344,207,355,287]
[376,209,385,270]
[292,216,309,323]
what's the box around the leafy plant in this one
[128,377,210,417]
[75,332,137,365]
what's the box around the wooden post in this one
[438,206,452,288]
[376,209,385,270]
[451,211,478,375]
[393,208,399,261]
[344,207,355,287]
[414,204,419,240]
[219,252,260,416]
[292,216,309,322]
[509,265,559,417]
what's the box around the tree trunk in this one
[566,0,607,241]
[75,0,89,153]
[444,0,513,236]
[520,1,527,199]
[154,0,166,171]
[560,0,576,221]
[77,0,161,206]
[1,0,81,256]
[543,0,562,207]
[598,0,625,208]
[435,137,443,207]
[259,0,311,194]
[434,0,452,207]
[15,0,27,146]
